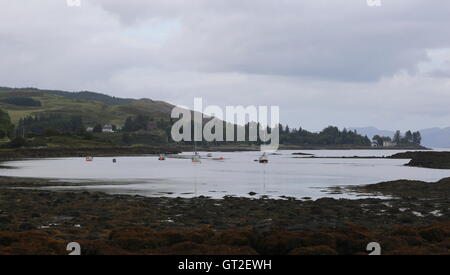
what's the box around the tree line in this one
[0,97,42,107]
[0,109,424,148]
[372,130,421,146]
[16,114,85,137]
[279,125,371,146]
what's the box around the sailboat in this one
[192,152,201,163]
[192,142,201,163]
[259,153,269,164]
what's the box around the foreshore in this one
[0,146,182,160]
[0,144,429,160]
[1,176,449,255]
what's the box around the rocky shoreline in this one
[390,151,450,169]
[1,176,450,255]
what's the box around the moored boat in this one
[192,153,201,163]
[259,153,268,164]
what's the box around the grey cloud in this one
[96,0,450,81]
[1,0,450,131]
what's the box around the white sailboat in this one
[192,142,201,163]
[259,152,269,164]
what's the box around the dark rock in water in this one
[390,151,450,169]
[292,152,314,156]
[279,195,297,201]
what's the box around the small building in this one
[371,141,379,147]
[383,141,396,148]
[86,127,94,132]
[102,125,114,133]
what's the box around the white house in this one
[102,125,114,133]
[383,141,396,148]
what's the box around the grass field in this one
[0,88,174,127]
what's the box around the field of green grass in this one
[0,88,174,127]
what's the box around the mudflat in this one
[1,176,450,255]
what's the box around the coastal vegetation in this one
[393,130,422,146]
[371,130,422,147]
[279,126,371,146]
[0,87,424,150]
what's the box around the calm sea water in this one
[1,150,449,199]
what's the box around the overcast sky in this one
[1,0,450,131]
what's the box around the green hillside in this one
[0,87,174,127]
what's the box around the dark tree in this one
[122,133,131,144]
[393,130,402,144]
[8,136,27,148]
[0,109,15,139]
[404,131,413,144]
[16,114,85,136]
[412,131,422,145]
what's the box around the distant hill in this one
[0,87,134,106]
[351,126,450,149]
[0,87,174,127]
[420,127,450,149]
[44,90,133,106]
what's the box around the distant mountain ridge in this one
[0,87,134,106]
[351,126,450,149]
[44,90,134,106]
[420,127,450,149]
